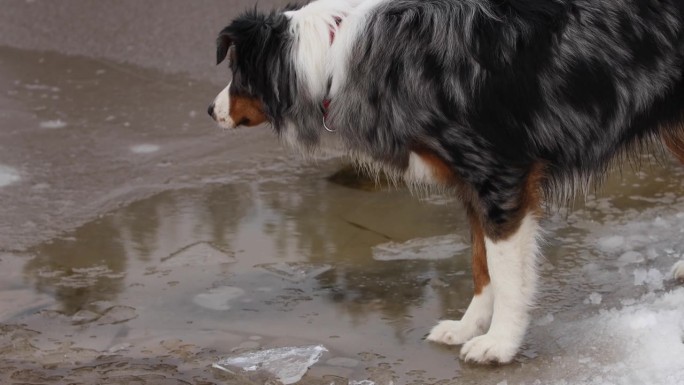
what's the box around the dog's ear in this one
[216,28,233,65]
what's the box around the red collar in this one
[323,17,342,132]
[329,16,343,45]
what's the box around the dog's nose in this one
[207,104,215,118]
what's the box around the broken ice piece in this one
[193,286,246,311]
[161,242,235,268]
[372,235,469,261]
[95,305,138,325]
[256,262,332,282]
[214,345,327,385]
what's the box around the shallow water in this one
[1,43,684,385]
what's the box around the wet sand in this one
[1,1,683,384]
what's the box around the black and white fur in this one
[210,0,684,363]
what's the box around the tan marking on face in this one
[230,94,267,127]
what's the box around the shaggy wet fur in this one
[217,0,684,236]
[212,0,684,363]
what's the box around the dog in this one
[208,0,684,364]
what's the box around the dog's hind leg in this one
[663,126,684,281]
[459,163,545,364]
[427,206,494,345]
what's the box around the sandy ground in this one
[0,1,683,385]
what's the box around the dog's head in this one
[208,8,297,129]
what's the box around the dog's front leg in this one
[427,207,494,345]
[428,162,545,364]
[459,211,542,363]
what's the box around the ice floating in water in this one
[633,268,664,290]
[214,345,327,385]
[0,165,20,187]
[585,292,603,305]
[256,262,332,282]
[39,119,67,129]
[130,144,160,154]
[596,235,626,253]
[192,286,245,311]
[161,242,235,268]
[372,235,469,261]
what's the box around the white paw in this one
[460,333,519,364]
[673,261,684,281]
[426,320,484,345]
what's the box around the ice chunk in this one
[616,251,644,266]
[130,144,160,154]
[214,345,327,385]
[596,235,625,253]
[95,305,137,325]
[40,119,67,129]
[256,262,332,282]
[633,268,664,290]
[672,261,684,281]
[192,286,245,311]
[0,165,20,187]
[71,309,100,325]
[161,242,235,267]
[585,292,602,305]
[372,235,469,261]
[536,313,555,326]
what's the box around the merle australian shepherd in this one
[208,0,684,364]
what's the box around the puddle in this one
[1,158,683,384]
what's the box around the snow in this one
[214,345,327,385]
[543,202,684,385]
[543,288,684,385]
[0,165,20,187]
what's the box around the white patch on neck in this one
[285,0,375,100]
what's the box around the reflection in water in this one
[25,220,127,314]
[23,174,472,326]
